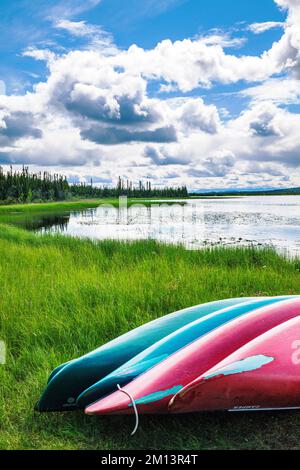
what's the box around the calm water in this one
[30,196,300,258]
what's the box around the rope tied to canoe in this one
[117,384,139,436]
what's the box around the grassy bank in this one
[0,199,107,212]
[0,225,299,450]
[0,198,188,228]
[0,199,113,226]
[0,198,187,215]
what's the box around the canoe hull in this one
[170,316,300,414]
[77,297,285,408]
[37,297,253,412]
[85,298,300,416]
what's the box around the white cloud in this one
[142,101,300,178]
[241,161,287,177]
[188,151,236,178]
[248,22,284,34]
[0,116,101,166]
[246,102,284,137]
[46,0,102,20]
[145,145,191,166]
[22,47,56,63]
[112,39,278,92]
[241,78,300,105]
[174,98,221,134]
[110,0,300,90]
[0,0,300,190]
[55,19,103,37]
[224,103,300,168]
[53,19,117,55]
[195,32,246,48]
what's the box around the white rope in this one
[117,384,139,436]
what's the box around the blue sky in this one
[0,0,299,189]
[0,0,285,95]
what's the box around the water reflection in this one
[33,196,300,258]
[24,214,70,231]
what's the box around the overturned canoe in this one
[37,296,254,411]
[170,316,300,413]
[85,297,300,416]
[77,296,287,408]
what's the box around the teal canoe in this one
[77,296,291,407]
[36,297,255,411]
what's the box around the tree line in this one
[0,167,188,203]
[0,167,70,203]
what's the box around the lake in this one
[9,195,300,258]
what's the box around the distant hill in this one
[190,187,300,197]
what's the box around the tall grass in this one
[0,199,115,214]
[0,224,299,450]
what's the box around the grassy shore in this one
[0,199,111,213]
[0,198,188,215]
[0,224,299,450]
[0,198,188,227]
[0,199,114,226]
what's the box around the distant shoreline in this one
[0,190,299,211]
[190,188,300,197]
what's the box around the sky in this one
[0,0,299,190]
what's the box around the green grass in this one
[0,224,299,450]
[0,199,114,213]
[0,199,115,227]
[0,198,188,215]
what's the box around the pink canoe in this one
[170,316,300,413]
[85,297,300,416]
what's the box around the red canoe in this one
[85,297,300,416]
[170,316,300,413]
